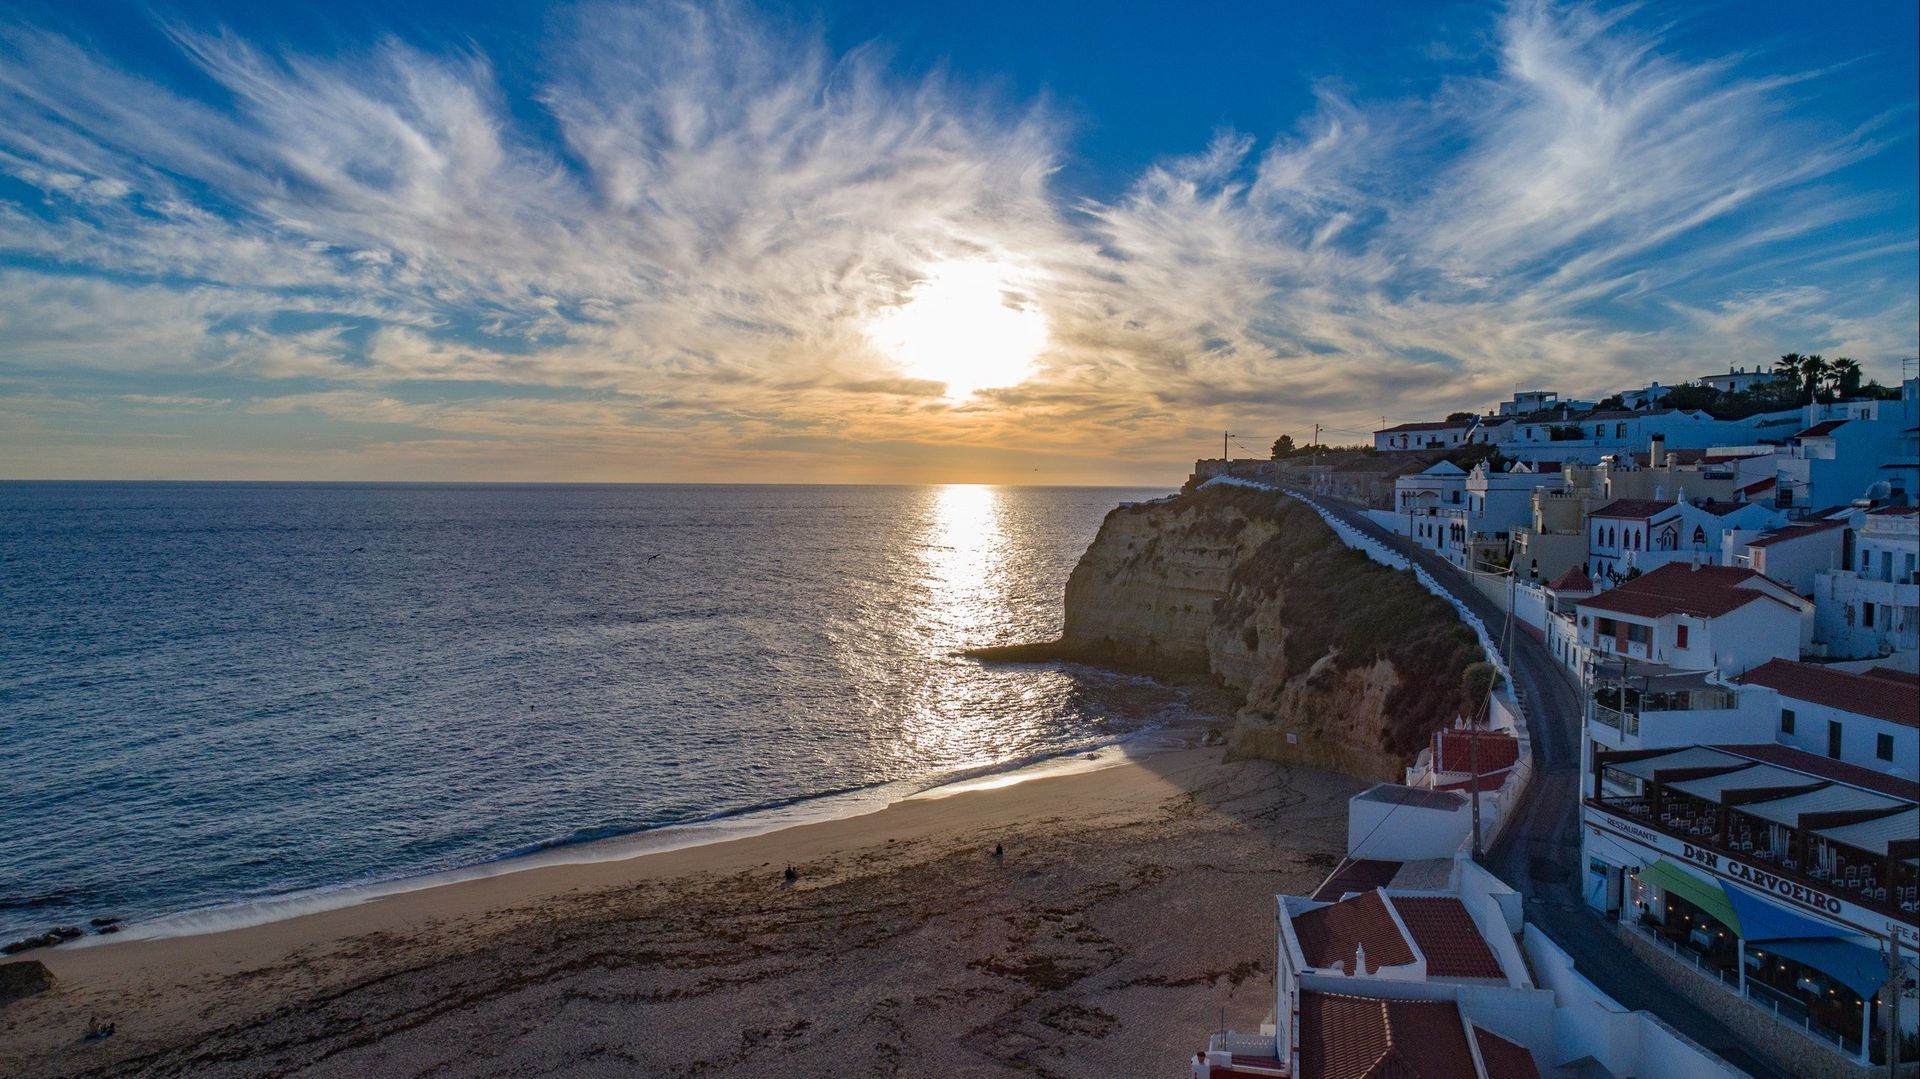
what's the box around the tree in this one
[1272,434,1296,459]
[1446,411,1475,422]
[1774,353,1805,384]
[1831,357,1863,397]
[1799,354,1832,403]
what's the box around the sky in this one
[0,0,1914,484]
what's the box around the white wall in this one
[1772,692,1920,775]
[1347,791,1474,860]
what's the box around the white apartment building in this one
[1586,498,1780,584]
[1574,563,1807,677]
[1814,506,1920,664]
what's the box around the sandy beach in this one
[1,747,1364,1077]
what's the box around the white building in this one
[1736,660,1920,773]
[1814,507,1920,665]
[1728,518,1850,597]
[1585,498,1780,584]
[1771,378,1920,512]
[1470,407,1803,467]
[1374,420,1475,453]
[1574,563,1808,677]
[1698,365,1785,395]
[1193,785,1748,1078]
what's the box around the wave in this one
[70,719,1202,947]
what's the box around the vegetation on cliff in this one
[971,484,1487,777]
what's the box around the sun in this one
[865,261,1048,399]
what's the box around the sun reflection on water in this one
[903,484,1017,762]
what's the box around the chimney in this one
[1353,941,1367,975]
[1649,433,1666,466]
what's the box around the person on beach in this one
[783,865,798,886]
[992,843,1004,861]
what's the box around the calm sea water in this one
[0,482,1182,942]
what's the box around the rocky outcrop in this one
[975,485,1486,782]
[0,960,54,1006]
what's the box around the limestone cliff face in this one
[983,485,1486,783]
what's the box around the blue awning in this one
[1719,883,1845,942]
[1756,937,1890,999]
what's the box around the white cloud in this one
[0,0,1911,480]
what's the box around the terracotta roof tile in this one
[1746,519,1848,548]
[1545,566,1594,592]
[1291,890,1416,973]
[1472,1027,1541,1079]
[1590,498,1685,520]
[1433,729,1521,775]
[1377,420,1473,433]
[1297,991,1477,1079]
[1310,858,1405,902]
[1389,896,1506,980]
[1736,659,1920,728]
[1579,563,1798,619]
[1793,420,1848,439]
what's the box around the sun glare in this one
[866,262,1048,399]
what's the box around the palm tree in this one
[1830,357,1863,397]
[1799,354,1831,404]
[1773,353,1804,393]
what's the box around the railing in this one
[1627,921,1864,1058]
[1591,703,1639,737]
[1208,1031,1279,1057]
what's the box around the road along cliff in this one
[971,484,1493,781]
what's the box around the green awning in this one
[1636,859,1742,933]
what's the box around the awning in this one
[1756,937,1891,999]
[1720,883,1844,942]
[1637,860,1741,932]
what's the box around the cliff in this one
[973,485,1487,781]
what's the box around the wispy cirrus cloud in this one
[0,0,1911,481]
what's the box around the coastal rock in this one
[0,959,55,1006]
[981,485,1484,781]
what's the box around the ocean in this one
[0,482,1187,943]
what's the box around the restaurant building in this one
[1580,659,1920,1064]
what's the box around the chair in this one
[1871,887,1886,901]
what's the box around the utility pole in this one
[1888,934,1902,1078]
[1223,430,1229,460]
[1469,723,1482,860]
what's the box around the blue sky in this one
[1,0,1914,482]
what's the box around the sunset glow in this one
[866,263,1049,399]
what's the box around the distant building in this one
[1698,365,1783,395]
[1585,498,1779,583]
[1373,420,1474,453]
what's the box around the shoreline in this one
[3,745,1363,1077]
[19,712,1212,953]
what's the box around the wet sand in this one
[1,747,1364,1077]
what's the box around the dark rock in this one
[96,924,121,935]
[89,916,122,929]
[2,934,56,955]
[0,960,55,1006]
[48,926,83,941]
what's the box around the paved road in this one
[1305,494,1795,1079]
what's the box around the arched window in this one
[1692,526,1707,549]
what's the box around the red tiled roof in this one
[1433,729,1521,775]
[1714,743,1920,802]
[1590,498,1685,520]
[1736,659,1920,728]
[1310,858,1404,902]
[1389,896,1505,980]
[1871,505,1920,516]
[1291,890,1417,973]
[1738,477,1776,496]
[1793,420,1848,439]
[1378,420,1471,434]
[1546,566,1594,592]
[1579,563,1799,619]
[1705,451,1769,464]
[1865,667,1920,686]
[1746,519,1848,548]
[1472,1027,1542,1079]
[1297,991,1477,1079]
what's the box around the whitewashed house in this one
[1575,563,1808,677]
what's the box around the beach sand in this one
[1,747,1365,1077]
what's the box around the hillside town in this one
[1188,361,1919,1078]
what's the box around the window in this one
[1779,708,1795,734]
[1675,623,1689,648]
[1864,601,1877,628]
[1615,423,1625,438]
[1877,733,1895,762]
[1827,720,1843,759]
